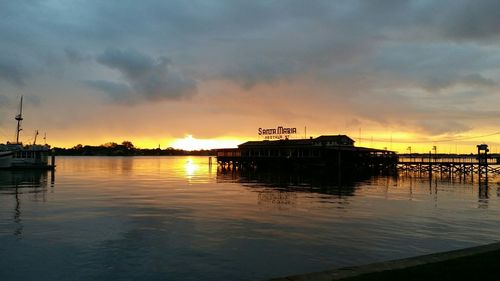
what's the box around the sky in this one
[1,0,500,152]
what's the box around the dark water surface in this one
[1,156,500,281]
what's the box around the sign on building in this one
[258,126,297,140]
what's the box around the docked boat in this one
[0,97,55,170]
[0,151,13,168]
[0,143,53,169]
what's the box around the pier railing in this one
[397,153,500,177]
[398,155,500,164]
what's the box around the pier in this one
[398,156,500,174]
[398,144,500,183]
[217,138,500,183]
[217,135,397,172]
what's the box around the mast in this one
[15,96,23,144]
[33,130,39,145]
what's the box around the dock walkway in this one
[398,154,500,175]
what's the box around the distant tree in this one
[103,142,118,148]
[122,141,135,150]
[73,144,83,150]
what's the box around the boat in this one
[1,143,52,169]
[0,97,54,169]
[0,151,13,168]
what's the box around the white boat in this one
[0,151,13,168]
[0,97,54,169]
[1,143,52,169]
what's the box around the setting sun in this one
[169,135,242,151]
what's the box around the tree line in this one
[53,141,215,156]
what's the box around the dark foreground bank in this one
[269,242,500,281]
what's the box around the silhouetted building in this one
[217,135,396,172]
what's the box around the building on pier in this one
[216,135,397,171]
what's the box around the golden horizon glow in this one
[40,130,500,154]
[169,135,242,151]
[4,77,499,154]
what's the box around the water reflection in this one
[218,168,500,211]
[3,157,500,281]
[0,170,50,189]
[218,168,374,195]
[217,169,381,210]
[0,170,51,239]
[184,157,200,179]
[478,185,489,209]
[57,156,213,183]
[399,171,500,208]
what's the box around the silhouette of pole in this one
[15,96,23,144]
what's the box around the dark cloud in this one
[460,74,496,87]
[440,0,500,41]
[421,73,496,92]
[222,58,301,89]
[0,95,12,108]
[416,120,471,136]
[64,48,90,64]
[91,49,196,103]
[2,0,500,140]
[0,55,27,87]
[84,80,132,100]
[369,43,500,94]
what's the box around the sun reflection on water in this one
[184,157,200,179]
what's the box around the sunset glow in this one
[1,2,500,154]
[170,135,242,151]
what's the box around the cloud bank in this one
[88,49,196,103]
[1,0,500,143]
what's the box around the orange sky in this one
[2,2,500,154]
[2,78,499,153]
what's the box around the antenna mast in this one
[33,130,39,145]
[15,96,23,144]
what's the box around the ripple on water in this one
[1,156,500,281]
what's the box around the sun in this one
[170,135,241,151]
[172,135,201,151]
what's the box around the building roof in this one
[314,135,355,143]
[239,138,313,148]
[239,135,354,148]
[236,135,395,154]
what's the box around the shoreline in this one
[268,241,500,281]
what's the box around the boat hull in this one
[0,145,54,170]
[0,151,13,168]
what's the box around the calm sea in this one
[1,156,500,281]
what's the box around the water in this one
[1,156,500,281]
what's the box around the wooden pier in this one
[218,138,500,184]
[397,144,499,185]
[216,135,397,173]
[398,156,500,174]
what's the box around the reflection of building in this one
[217,168,372,197]
[217,135,397,171]
[258,191,297,206]
[216,168,370,208]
